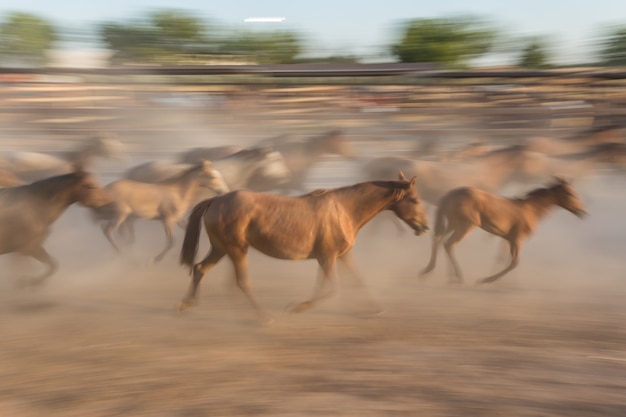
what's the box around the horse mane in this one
[227,146,272,161]
[4,172,85,199]
[158,163,203,184]
[515,180,564,201]
[305,188,330,197]
[317,180,410,202]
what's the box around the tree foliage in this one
[598,26,626,66]
[99,9,302,65]
[218,30,301,64]
[517,38,552,68]
[99,9,212,65]
[0,12,57,66]
[390,16,495,68]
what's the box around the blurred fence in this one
[1,64,626,153]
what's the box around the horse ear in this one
[409,176,417,187]
[398,171,407,181]
[200,160,212,169]
[552,176,568,185]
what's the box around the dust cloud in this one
[1,86,626,416]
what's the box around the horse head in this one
[197,160,230,195]
[250,146,291,184]
[549,176,587,218]
[74,172,113,208]
[322,128,358,160]
[389,171,429,235]
[90,132,128,161]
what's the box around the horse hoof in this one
[177,300,193,313]
[285,301,308,315]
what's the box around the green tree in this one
[0,11,57,66]
[219,30,302,64]
[517,38,552,68]
[390,16,495,68]
[99,9,212,65]
[598,26,626,66]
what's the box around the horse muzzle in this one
[414,225,430,236]
[574,209,588,219]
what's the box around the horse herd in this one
[1,125,620,322]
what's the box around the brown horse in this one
[0,170,112,285]
[362,153,521,207]
[245,128,358,193]
[419,178,587,285]
[178,172,429,322]
[94,161,230,263]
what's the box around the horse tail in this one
[180,198,214,270]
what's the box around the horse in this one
[419,177,587,285]
[362,152,522,207]
[0,169,112,285]
[94,161,230,263]
[178,172,430,323]
[245,128,358,193]
[1,132,127,182]
[178,145,245,164]
[0,167,24,187]
[124,146,290,192]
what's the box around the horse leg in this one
[102,212,129,254]
[491,239,510,271]
[443,223,476,284]
[179,247,226,312]
[177,218,188,230]
[477,239,520,285]
[230,249,273,323]
[419,231,446,278]
[288,256,337,314]
[338,252,383,315]
[19,246,59,287]
[152,218,176,263]
[119,217,136,245]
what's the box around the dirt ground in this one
[1,164,626,416]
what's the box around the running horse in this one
[1,132,126,182]
[0,169,112,285]
[94,161,230,263]
[245,129,358,194]
[178,172,429,323]
[419,177,587,285]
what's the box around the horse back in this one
[204,190,351,260]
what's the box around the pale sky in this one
[2,0,626,64]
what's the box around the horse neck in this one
[331,182,398,230]
[29,176,80,222]
[518,189,558,221]
[167,168,203,202]
[213,155,260,189]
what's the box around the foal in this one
[420,178,587,284]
